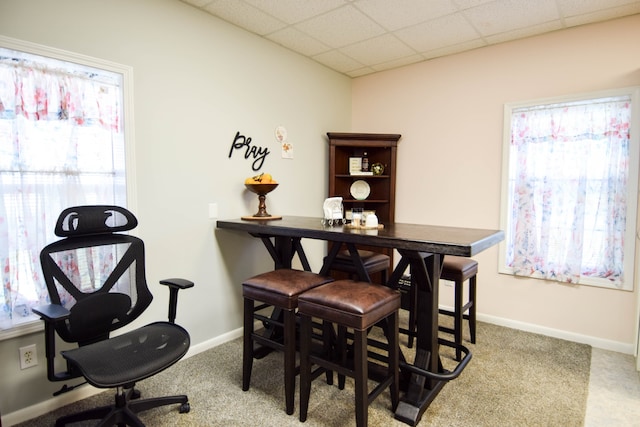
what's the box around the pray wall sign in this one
[228,131,270,171]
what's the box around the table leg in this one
[253,234,311,271]
[394,251,442,425]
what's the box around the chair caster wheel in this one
[179,402,190,413]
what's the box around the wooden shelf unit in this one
[327,132,401,272]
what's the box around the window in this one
[499,88,639,290]
[0,36,135,338]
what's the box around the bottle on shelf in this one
[361,151,369,172]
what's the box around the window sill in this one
[498,267,632,291]
[0,316,43,342]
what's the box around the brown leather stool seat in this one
[438,256,478,361]
[242,269,334,415]
[324,250,390,284]
[298,280,400,427]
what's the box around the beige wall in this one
[352,14,640,350]
[0,0,350,419]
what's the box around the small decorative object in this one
[275,125,293,159]
[365,213,378,228]
[322,197,344,226]
[242,173,281,220]
[351,208,363,227]
[361,152,369,172]
[350,180,370,200]
[371,162,384,175]
[349,157,362,175]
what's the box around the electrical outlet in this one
[19,344,38,369]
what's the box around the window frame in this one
[0,35,137,341]
[498,87,640,291]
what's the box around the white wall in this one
[0,0,351,418]
[352,15,640,352]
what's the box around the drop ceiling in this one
[180,0,640,77]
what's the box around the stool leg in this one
[337,325,347,390]
[283,309,296,415]
[469,275,477,344]
[242,298,254,391]
[299,315,312,423]
[323,320,334,386]
[388,312,399,411]
[454,279,463,361]
[353,328,368,427]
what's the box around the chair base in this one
[54,388,189,427]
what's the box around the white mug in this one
[365,214,378,228]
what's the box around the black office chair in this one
[32,205,194,427]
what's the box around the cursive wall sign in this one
[228,131,270,171]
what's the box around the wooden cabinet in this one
[327,132,401,269]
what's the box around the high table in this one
[216,216,504,426]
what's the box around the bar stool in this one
[324,249,390,284]
[298,280,400,427]
[402,256,478,360]
[242,269,334,415]
[438,256,478,361]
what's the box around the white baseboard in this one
[476,312,635,355]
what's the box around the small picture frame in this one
[349,157,362,175]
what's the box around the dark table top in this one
[216,216,504,257]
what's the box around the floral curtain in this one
[507,96,632,285]
[0,49,125,328]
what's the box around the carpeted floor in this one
[17,315,591,426]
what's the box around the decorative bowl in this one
[245,183,278,217]
[244,183,278,195]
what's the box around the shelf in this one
[336,174,390,179]
[342,199,389,204]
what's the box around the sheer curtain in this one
[506,96,632,286]
[0,49,125,328]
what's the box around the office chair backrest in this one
[40,205,153,346]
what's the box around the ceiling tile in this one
[340,34,417,65]
[181,0,215,7]
[484,20,563,45]
[395,13,480,52]
[266,27,330,56]
[312,49,365,73]
[244,0,347,24]
[463,0,560,36]
[371,54,427,72]
[421,39,486,60]
[346,67,377,78]
[295,5,386,48]
[354,0,458,31]
[452,0,498,9]
[557,0,640,17]
[564,3,640,27]
[204,0,286,35]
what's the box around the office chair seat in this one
[62,321,190,388]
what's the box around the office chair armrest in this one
[159,278,194,323]
[32,304,80,383]
[160,278,195,290]
[32,303,70,322]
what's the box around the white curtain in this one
[0,51,125,327]
[506,96,632,285]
